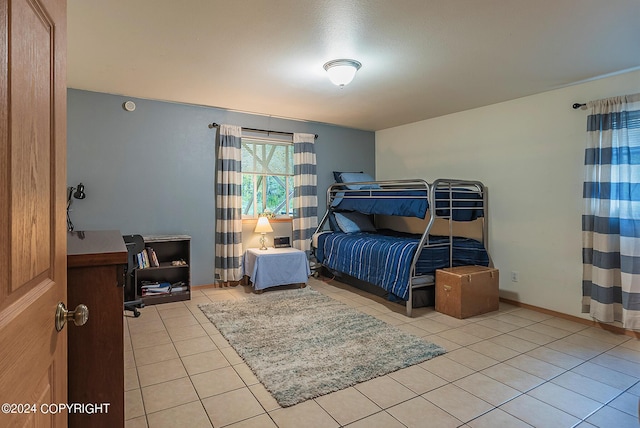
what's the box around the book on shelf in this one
[147,247,160,267]
[136,247,160,269]
[142,249,150,268]
[142,289,170,296]
[137,251,148,269]
[140,281,170,295]
[136,252,143,269]
[140,280,188,296]
[141,281,170,288]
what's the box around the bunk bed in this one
[311,175,490,317]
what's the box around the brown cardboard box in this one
[435,266,499,319]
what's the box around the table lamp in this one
[254,216,273,250]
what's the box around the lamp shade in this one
[323,59,362,87]
[254,216,273,233]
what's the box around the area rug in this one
[198,287,445,407]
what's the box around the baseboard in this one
[193,282,241,290]
[500,298,639,339]
[192,284,216,290]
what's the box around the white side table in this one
[242,247,311,291]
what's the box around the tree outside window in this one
[241,138,293,218]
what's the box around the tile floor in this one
[124,277,640,428]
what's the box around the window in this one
[241,137,294,218]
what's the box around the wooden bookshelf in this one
[134,235,191,305]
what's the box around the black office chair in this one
[123,234,145,317]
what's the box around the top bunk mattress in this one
[331,188,484,221]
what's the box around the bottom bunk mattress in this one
[315,231,489,301]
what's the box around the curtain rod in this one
[208,122,318,139]
[572,103,586,109]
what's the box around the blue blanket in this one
[316,232,489,301]
[332,189,483,221]
[333,190,428,218]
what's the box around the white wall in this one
[376,70,640,320]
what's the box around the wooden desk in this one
[67,230,127,428]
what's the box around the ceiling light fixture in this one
[323,59,362,87]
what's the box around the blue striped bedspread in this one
[317,232,489,301]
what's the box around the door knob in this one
[55,302,89,331]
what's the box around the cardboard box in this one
[435,266,499,319]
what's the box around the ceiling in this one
[67,0,640,131]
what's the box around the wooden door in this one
[0,0,67,426]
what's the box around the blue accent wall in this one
[67,89,375,285]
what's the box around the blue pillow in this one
[334,212,376,233]
[338,172,381,190]
[333,171,362,183]
[328,213,340,231]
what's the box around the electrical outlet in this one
[511,271,519,282]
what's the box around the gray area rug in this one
[198,287,445,407]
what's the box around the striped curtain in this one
[292,133,318,253]
[582,93,640,331]
[215,124,243,283]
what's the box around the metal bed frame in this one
[312,178,488,317]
